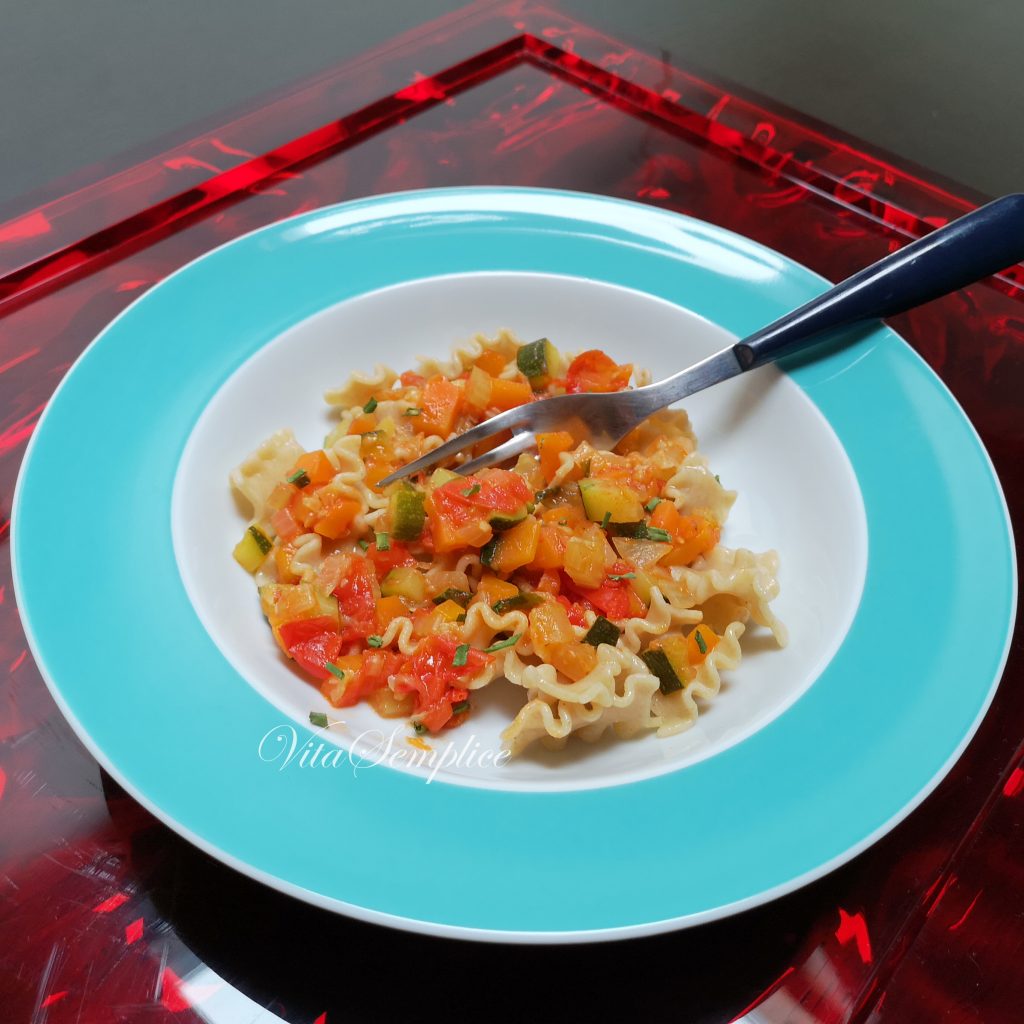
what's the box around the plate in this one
[13,188,1016,942]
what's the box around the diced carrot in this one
[313,496,361,540]
[292,449,336,486]
[430,514,492,553]
[536,431,575,483]
[531,524,568,570]
[417,375,464,436]
[488,516,541,575]
[348,414,378,435]
[650,499,680,533]
[475,349,508,376]
[488,377,533,411]
[549,641,598,681]
[687,625,719,665]
[376,595,409,629]
[475,575,520,605]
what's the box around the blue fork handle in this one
[734,193,1024,370]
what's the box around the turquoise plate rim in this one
[12,187,1017,942]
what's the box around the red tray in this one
[1,3,1021,1021]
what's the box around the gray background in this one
[1,0,1021,213]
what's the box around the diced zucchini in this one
[583,616,622,647]
[516,337,562,384]
[607,521,653,539]
[492,590,545,614]
[489,503,530,532]
[389,487,426,541]
[380,567,426,603]
[432,587,472,607]
[641,635,690,693]
[579,479,645,524]
[427,467,461,490]
[233,524,272,573]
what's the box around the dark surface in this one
[1,0,1022,213]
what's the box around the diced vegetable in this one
[233,525,272,573]
[530,524,568,570]
[380,567,427,603]
[433,599,466,623]
[662,514,721,567]
[492,590,545,614]
[312,494,361,540]
[564,526,606,589]
[480,515,541,574]
[641,647,684,694]
[489,503,530,531]
[432,587,472,607]
[427,467,461,490]
[389,487,426,541]
[528,601,575,657]
[360,430,394,462]
[291,450,336,487]
[579,478,645,524]
[376,595,410,629]
[464,366,492,412]
[347,413,377,435]
[536,431,575,483]
[516,337,563,385]
[475,576,520,605]
[319,654,363,705]
[611,535,671,569]
[565,349,633,394]
[367,687,417,718]
[416,375,463,436]
[488,377,533,411]
[474,349,508,377]
[549,642,598,681]
[687,626,719,664]
[583,616,622,647]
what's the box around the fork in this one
[379,193,1024,487]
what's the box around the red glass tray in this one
[1,3,1021,1021]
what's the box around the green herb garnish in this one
[601,511,612,529]
[367,635,384,648]
[363,396,378,414]
[645,526,671,543]
[451,700,470,714]
[288,469,311,488]
[309,711,329,728]
[608,572,636,581]
[453,644,470,667]
[645,497,662,512]
[404,407,422,417]
[325,663,346,681]
[357,538,370,551]
[432,588,472,607]
[694,629,708,655]
[461,483,482,498]
[413,721,427,735]
[484,634,520,653]
[714,474,721,484]
[456,613,467,623]
[375,531,390,551]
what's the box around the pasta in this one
[230,333,784,756]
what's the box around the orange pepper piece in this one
[292,449,336,486]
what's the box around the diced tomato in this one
[271,506,301,543]
[575,580,645,620]
[565,349,633,394]
[331,650,403,707]
[367,539,417,574]
[434,469,532,520]
[279,616,341,649]
[555,595,591,628]
[280,617,343,680]
[400,371,426,387]
[394,636,492,730]
[333,556,378,643]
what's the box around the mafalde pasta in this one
[230,332,785,756]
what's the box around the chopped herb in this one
[484,634,521,653]
[600,511,612,529]
[453,643,470,667]
[645,497,662,512]
[404,407,422,417]
[325,663,346,682]
[714,474,721,484]
[535,486,561,503]
[451,699,470,714]
[581,458,592,477]
[432,588,472,607]
[456,613,467,623]
[608,572,636,581]
[492,592,544,614]
[367,635,384,648]
[645,526,672,543]
[375,531,390,551]
[363,396,378,414]
[357,538,370,552]
[558,519,568,526]
[461,483,482,498]
[287,469,311,488]
[309,711,329,728]
[694,629,708,655]
[247,524,273,555]
[413,721,427,735]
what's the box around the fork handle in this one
[733,193,1024,370]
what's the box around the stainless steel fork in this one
[380,194,1024,487]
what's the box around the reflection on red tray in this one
[0,3,1021,1022]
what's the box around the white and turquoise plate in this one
[12,188,1016,942]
